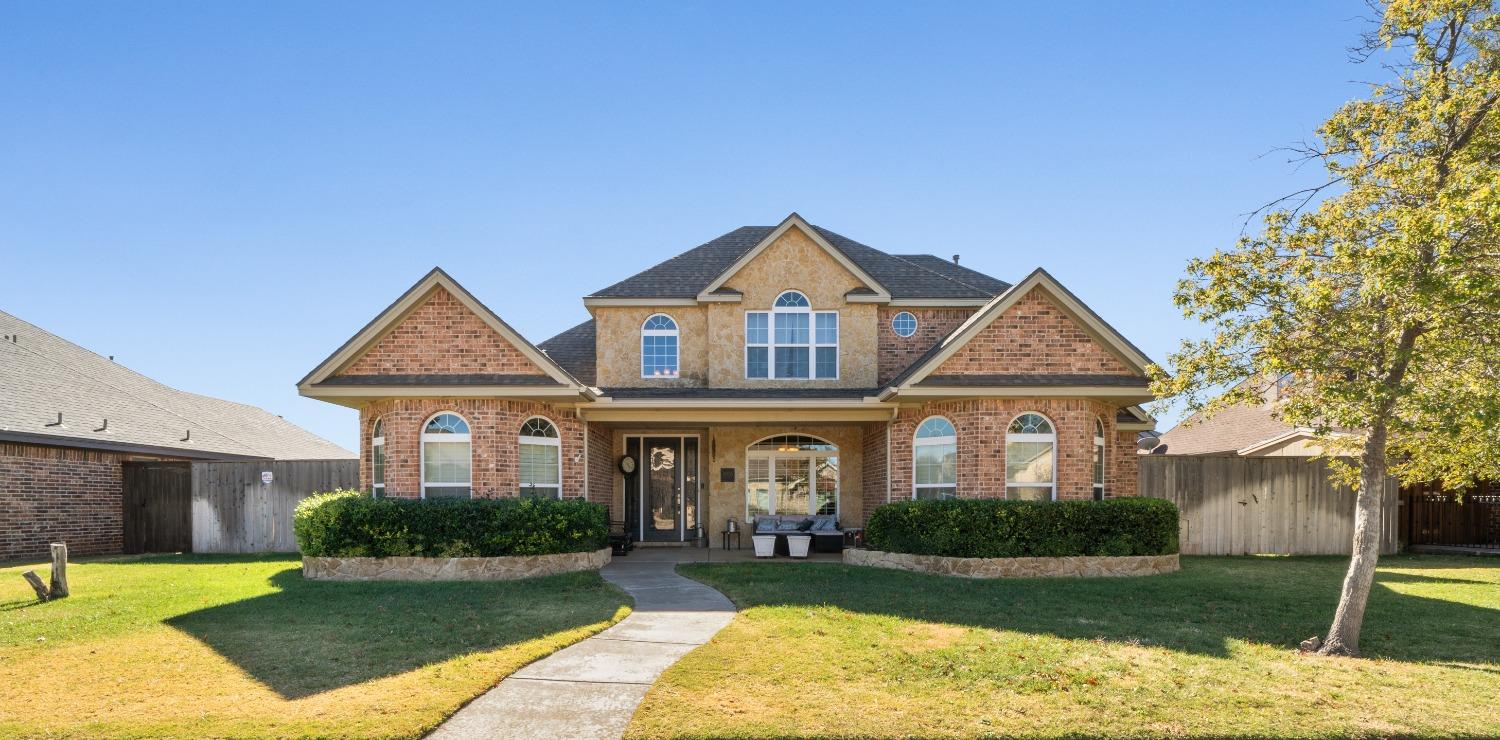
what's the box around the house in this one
[1,310,353,561]
[1154,377,1352,457]
[298,214,1158,544]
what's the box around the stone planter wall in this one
[843,548,1178,578]
[303,547,612,581]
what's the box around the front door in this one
[638,435,699,541]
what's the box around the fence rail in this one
[1139,455,1400,555]
[191,460,358,553]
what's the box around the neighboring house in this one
[1155,378,1352,457]
[299,213,1157,544]
[1,310,353,560]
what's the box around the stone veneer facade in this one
[303,547,612,581]
[844,549,1179,578]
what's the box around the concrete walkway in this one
[429,557,736,740]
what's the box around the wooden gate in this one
[1405,480,1500,548]
[190,459,358,553]
[122,461,192,554]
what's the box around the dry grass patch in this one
[0,554,628,738]
[628,555,1500,739]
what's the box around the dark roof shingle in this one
[537,319,597,386]
[586,224,1010,301]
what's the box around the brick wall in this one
[860,422,889,523]
[585,422,614,508]
[1,443,123,560]
[934,290,1134,376]
[887,399,1137,502]
[339,287,548,378]
[876,307,975,384]
[359,399,585,498]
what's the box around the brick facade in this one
[861,422,889,519]
[585,422,613,509]
[358,399,588,500]
[882,398,1138,509]
[876,307,975,385]
[0,443,123,561]
[339,287,548,379]
[934,290,1134,376]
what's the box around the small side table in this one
[720,530,741,550]
[843,527,865,549]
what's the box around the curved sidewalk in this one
[429,557,735,740]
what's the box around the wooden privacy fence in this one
[191,459,358,553]
[1139,456,1400,555]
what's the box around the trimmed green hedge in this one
[865,498,1179,558]
[293,490,609,558]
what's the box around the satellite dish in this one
[1136,434,1162,452]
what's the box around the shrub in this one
[293,490,609,557]
[864,497,1179,558]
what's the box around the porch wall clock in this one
[618,455,637,474]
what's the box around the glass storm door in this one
[640,436,698,541]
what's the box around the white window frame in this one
[744,290,838,380]
[891,311,918,338]
[1005,412,1057,501]
[420,412,472,500]
[1093,418,1106,501]
[912,416,958,500]
[371,417,385,498]
[518,416,562,499]
[640,313,680,379]
[744,434,840,519]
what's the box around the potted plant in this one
[787,533,812,558]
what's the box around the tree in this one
[1151,0,1500,657]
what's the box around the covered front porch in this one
[594,422,880,548]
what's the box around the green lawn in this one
[629,555,1500,739]
[0,554,629,739]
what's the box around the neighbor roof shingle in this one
[586,224,1010,301]
[1,310,353,460]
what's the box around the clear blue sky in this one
[2,2,1373,451]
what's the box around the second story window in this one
[746,290,838,379]
[641,314,679,378]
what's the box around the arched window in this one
[421,412,471,499]
[745,434,839,517]
[371,418,385,498]
[913,416,957,500]
[891,311,918,338]
[641,314,679,379]
[745,290,838,379]
[1093,418,1106,501]
[1006,413,1056,501]
[519,417,561,498]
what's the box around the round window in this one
[891,311,918,337]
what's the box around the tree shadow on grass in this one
[679,555,1500,664]
[166,569,624,699]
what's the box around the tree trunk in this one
[48,542,68,599]
[1319,425,1388,657]
[21,570,49,601]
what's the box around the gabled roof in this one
[585,214,1007,303]
[695,214,891,302]
[1,310,352,460]
[298,268,590,396]
[883,268,1155,395]
[537,319,597,387]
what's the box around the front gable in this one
[883,269,1154,400]
[298,268,588,406]
[701,213,891,304]
[720,222,872,308]
[933,290,1133,376]
[338,287,547,378]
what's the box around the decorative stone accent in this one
[843,548,1178,578]
[302,547,612,581]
